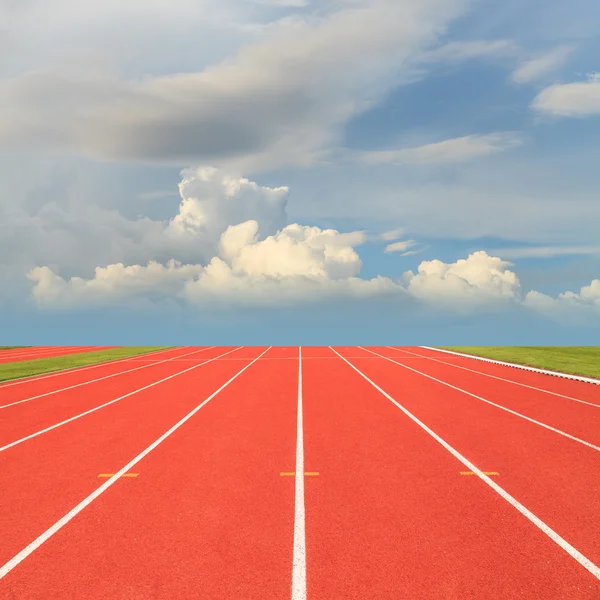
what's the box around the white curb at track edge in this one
[421,347,600,386]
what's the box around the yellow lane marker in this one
[97,473,139,478]
[460,471,499,476]
[280,472,320,476]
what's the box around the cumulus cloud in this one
[28,220,400,309]
[0,164,290,285]
[0,0,471,171]
[524,280,600,323]
[403,251,521,312]
[532,74,600,116]
[358,133,523,165]
[18,164,597,322]
[511,45,573,84]
[28,261,204,308]
[164,166,289,254]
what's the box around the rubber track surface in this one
[1,346,599,599]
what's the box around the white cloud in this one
[532,74,600,116]
[165,166,289,251]
[524,280,600,323]
[28,220,401,309]
[379,227,405,241]
[403,251,521,312]
[28,260,204,308]
[16,163,598,323]
[358,133,523,165]
[511,45,573,84]
[384,240,417,254]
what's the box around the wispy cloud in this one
[378,227,405,242]
[384,239,417,254]
[421,39,518,63]
[357,133,523,166]
[511,45,573,84]
[488,245,600,259]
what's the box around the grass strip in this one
[0,346,172,383]
[0,346,29,350]
[442,346,600,380]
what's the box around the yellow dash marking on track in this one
[280,472,320,476]
[460,471,499,476]
[97,473,139,478]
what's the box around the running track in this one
[1,345,599,599]
[0,346,116,365]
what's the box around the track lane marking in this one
[291,346,307,600]
[358,347,600,454]
[387,347,600,409]
[0,347,246,453]
[0,347,215,410]
[331,347,600,582]
[0,347,272,581]
[460,471,499,476]
[97,473,139,478]
[280,472,319,476]
[0,347,180,389]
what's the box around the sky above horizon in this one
[1,0,599,345]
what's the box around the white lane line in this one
[330,347,600,581]
[291,346,307,600]
[0,347,215,410]
[421,346,600,386]
[0,346,272,581]
[386,347,600,409]
[358,347,600,454]
[0,347,179,389]
[0,347,244,453]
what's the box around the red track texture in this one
[0,346,117,365]
[1,346,599,599]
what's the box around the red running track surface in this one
[1,346,599,599]
[0,346,118,365]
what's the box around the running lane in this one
[0,347,261,573]
[0,347,227,447]
[0,346,115,364]
[330,347,600,592]
[368,346,600,449]
[399,346,600,405]
[0,346,193,401]
[303,346,600,598]
[0,346,298,599]
[0,347,208,407]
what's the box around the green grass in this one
[442,346,600,380]
[0,347,172,383]
[0,346,28,350]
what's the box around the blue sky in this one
[0,0,599,345]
